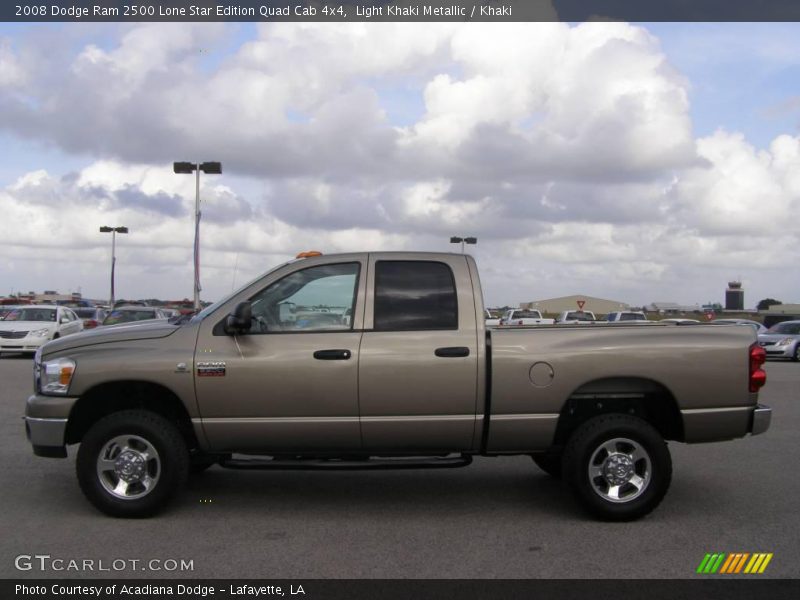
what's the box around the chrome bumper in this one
[24,417,68,457]
[750,404,772,436]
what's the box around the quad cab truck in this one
[25,252,771,520]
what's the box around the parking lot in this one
[0,353,797,579]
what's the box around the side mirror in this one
[225,302,252,334]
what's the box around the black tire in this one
[563,414,672,521]
[793,344,800,362]
[76,410,189,518]
[532,453,562,478]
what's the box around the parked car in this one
[555,310,597,324]
[659,318,701,325]
[25,251,769,521]
[112,300,149,308]
[73,307,107,330]
[757,320,800,361]
[485,309,501,327]
[606,311,648,322]
[101,306,168,326]
[711,319,768,334]
[499,309,555,326]
[0,305,83,354]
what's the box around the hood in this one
[0,320,56,331]
[41,320,179,355]
[758,332,800,342]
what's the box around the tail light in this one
[749,344,767,392]
[84,319,98,329]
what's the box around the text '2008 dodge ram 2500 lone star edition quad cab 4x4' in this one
[24,252,771,520]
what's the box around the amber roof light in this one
[296,251,323,259]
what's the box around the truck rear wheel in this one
[562,414,671,521]
[76,410,189,518]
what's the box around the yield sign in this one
[577,300,586,310]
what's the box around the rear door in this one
[358,255,480,451]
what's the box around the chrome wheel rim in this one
[588,437,651,503]
[96,435,161,500]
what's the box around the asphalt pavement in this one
[1,353,797,579]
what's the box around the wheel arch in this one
[552,377,684,447]
[65,380,198,450]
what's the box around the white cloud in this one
[0,22,798,307]
[0,38,25,87]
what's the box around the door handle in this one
[435,346,470,358]
[313,349,352,360]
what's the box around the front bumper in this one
[0,337,47,353]
[763,345,794,358]
[25,392,78,458]
[24,416,68,457]
[750,404,772,436]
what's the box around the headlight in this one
[777,338,795,346]
[29,328,51,338]
[40,357,76,395]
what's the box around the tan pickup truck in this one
[24,252,771,520]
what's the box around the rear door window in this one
[374,261,457,331]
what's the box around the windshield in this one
[768,322,800,335]
[4,308,56,322]
[565,312,593,321]
[619,313,646,321]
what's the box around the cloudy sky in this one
[0,20,799,308]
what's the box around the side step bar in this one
[219,454,473,471]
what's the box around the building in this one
[761,303,800,328]
[520,294,629,316]
[725,281,744,311]
[2,290,83,305]
[644,302,702,315]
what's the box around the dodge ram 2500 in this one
[24,252,771,520]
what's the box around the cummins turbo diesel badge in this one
[197,361,226,377]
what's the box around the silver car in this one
[711,318,768,335]
[757,320,800,361]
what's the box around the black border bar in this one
[4,1,800,23]
[4,579,800,600]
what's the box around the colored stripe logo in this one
[697,553,773,574]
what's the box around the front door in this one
[195,259,366,453]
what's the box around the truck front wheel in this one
[76,410,189,518]
[562,414,672,521]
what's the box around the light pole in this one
[173,161,222,312]
[99,226,129,307]
[450,236,477,254]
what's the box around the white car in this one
[605,311,648,322]
[555,310,597,324]
[0,305,84,355]
[499,309,555,326]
